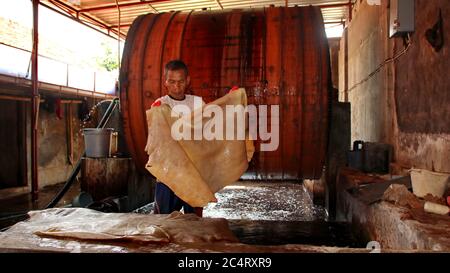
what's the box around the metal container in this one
[120,6,331,180]
[82,128,114,158]
[347,141,392,174]
[347,140,364,171]
[363,142,392,174]
[81,157,131,201]
[72,192,94,208]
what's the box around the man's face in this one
[164,69,190,99]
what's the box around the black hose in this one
[45,98,119,209]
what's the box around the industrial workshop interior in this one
[0,0,449,257]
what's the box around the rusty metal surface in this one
[120,6,331,180]
[80,158,131,201]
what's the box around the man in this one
[151,60,205,217]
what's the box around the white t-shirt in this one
[158,94,205,116]
[153,94,204,184]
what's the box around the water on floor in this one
[0,180,81,230]
[203,182,326,221]
[203,181,364,248]
[1,180,364,248]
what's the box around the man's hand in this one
[151,100,162,107]
[229,86,239,93]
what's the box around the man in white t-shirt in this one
[150,60,205,217]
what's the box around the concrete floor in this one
[0,180,80,230]
[0,180,362,249]
[204,182,360,248]
[134,181,362,248]
[0,180,370,252]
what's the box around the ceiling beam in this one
[39,1,124,40]
[42,0,353,40]
[48,0,126,39]
[324,20,345,24]
[78,0,172,13]
[215,0,223,10]
[110,23,133,28]
[315,3,351,9]
[75,1,351,13]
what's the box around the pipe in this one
[31,0,39,202]
[0,95,83,104]
[115,0,121,81]
[45,98,119,208]
[348,0,352,22]
[0,95,36,102]
[0,73,115,99]
[344,28,349,102]
[66,104,74,165]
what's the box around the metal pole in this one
[31,0,40,201]
[116,0,121,70]
[348,0,352,22]
[116,0,121,96]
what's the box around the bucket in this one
[410,168,450,198]
[362,142,392,174]
[72,192,94,208]
[83,128,114,158]
[347,140,364,170]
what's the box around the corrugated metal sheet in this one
[41,0,353,39]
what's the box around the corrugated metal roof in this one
[41,0,354,40]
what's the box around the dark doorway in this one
[0,99,27,189]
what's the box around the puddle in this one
[204,182,326,221]
[204,182,363,248]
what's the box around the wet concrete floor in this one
[0,180,80,230]
[204,182,326,221]
[1,181,364,248]
[203,182,363,248]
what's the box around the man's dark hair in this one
[164,60,188,77]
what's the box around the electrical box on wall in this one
[389,0,415,38]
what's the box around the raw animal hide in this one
[145,88,254,207]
